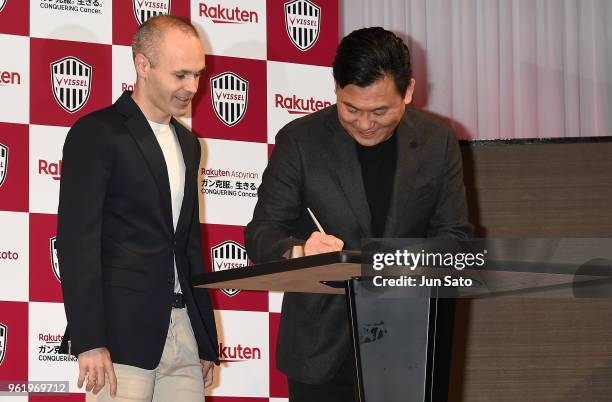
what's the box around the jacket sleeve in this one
[57,116,112,356]
[426,128,474,240]
[244,128,306,264]
[186,136,219,363]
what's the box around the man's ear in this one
[404,78,416,105]
[134,53,150,80]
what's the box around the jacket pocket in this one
[102,266,148,293]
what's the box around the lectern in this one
[194,251,447,401]
[192,249,609,402]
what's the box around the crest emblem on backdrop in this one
[0,144,8,188]
[50,57,92,114]
[211,240,249,297]
[0,323,6,366]
[210,72,249,127]
[50,236,60,282]
[0,1,7,14]
[133,0,171,25]
[284,0,321,51]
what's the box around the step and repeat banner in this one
[0,0,338,400]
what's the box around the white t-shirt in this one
[148,120,185,294]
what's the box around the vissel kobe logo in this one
[0,1,6,14]
[211,240,248,297]
[133,0,170,26]
[210,72,248,127]
[50,236,60,282]
[0,323,6,367]
[51,57,92,114]
[0,143,8,188]
[284,0,321,51]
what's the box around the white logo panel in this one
[267,61,335,143]
[207,310,269,397]
[30,0,112,44]
[28,302,80,392]
[0,211,29,302]
[198,139,267,226]
[112,45,136,103]
[29,125,69,215]
[284,0,321,51]
[51,57,92,113]
[133,0,170,25]
[191,0,267,60]
[0,34,29,124]
[268,291,284,313]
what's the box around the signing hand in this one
[77,347,117,397]
[304,231,344,256]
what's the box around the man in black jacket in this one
[245,27,472,401]
[57,15,218,401]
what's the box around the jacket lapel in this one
[172,119,196,237]
[383,110,424,237]
[115,92,173,232]
[325,108,372,236]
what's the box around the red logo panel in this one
[0,123,28,212]
[200,223,268,312]
[268,143,275,159]
[29,213,63,303]
[0,0,29,36]
[0,301,28,382]
[112,0,191,46]
[30,38,111,127]
[192,55,267,142]
[267,0,338,66]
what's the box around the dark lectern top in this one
[192,251,362,294]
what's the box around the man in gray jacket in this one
[245,27,472,402]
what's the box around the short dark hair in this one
[132,15,200,67]
[333,27,412,96]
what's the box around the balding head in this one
[132,15,200,67]
[130,15,205,123]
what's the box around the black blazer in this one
[245,105,472,383]
[57,91,218,369]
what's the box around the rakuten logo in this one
[39,333,63,343]
[0,250,19,260]
[39,159,62,181]
[218,343,262,362]
[275,94,331,115]
[121,82,135,92]
[0,70,21,86]
[199,2,259,24]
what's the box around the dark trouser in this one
[287,351,358,402]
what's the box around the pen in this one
[306,207,326,235]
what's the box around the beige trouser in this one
[88,308,205,402]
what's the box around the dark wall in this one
[449,139,612,401]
